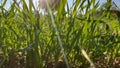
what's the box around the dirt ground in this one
[0,53,120,68]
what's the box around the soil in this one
[0,53,120,68]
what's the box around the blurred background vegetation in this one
[0,0,120,68]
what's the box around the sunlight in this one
[45,0,70,67]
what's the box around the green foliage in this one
[0,0,120,68]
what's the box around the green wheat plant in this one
[0,0,120,68]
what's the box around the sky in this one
[0,0,120,9]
